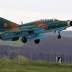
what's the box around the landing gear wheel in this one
[57,34,61,39]
[34,39,40,44]
[21,37,27,43]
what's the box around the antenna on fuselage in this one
[21,21,23,25]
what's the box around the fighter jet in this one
[0,17,72,44]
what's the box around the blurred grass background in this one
[0,55,72,72]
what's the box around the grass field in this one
[0,40,24,47]
[0,56,72,72]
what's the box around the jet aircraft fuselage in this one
[0,17,72,44]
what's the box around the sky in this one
[0,0,72,24]
[0,0,72,40]
[0,0,72,31]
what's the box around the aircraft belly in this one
[29,32,49,40]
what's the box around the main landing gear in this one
[34,39,40,44]
[21,36,40,44]
[21,37,27,43]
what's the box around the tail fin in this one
[0,17,18,32]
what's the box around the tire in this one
[21,37,27,43]
[57,34,61,39]
[34,39,40,44]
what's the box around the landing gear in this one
[57,32,61,39]
[21,37,27,43]
[57,34,61,39]
[34,39,40,44]
[21,37,40,44]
